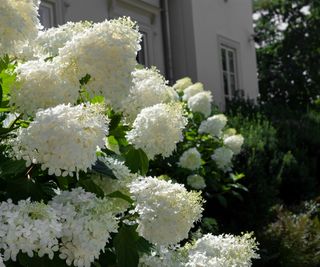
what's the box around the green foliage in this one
[114,224,152,267]
[225,97,320,265]
[124,147,149,176]
[254,0,320,110]
[261,201,320,267]
[223,105,285,230]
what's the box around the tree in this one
[254,0,320,111]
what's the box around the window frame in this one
[107,0,165,72]
[39,0,65,28]
[217,35,242,102]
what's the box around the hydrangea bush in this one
[0,1,258,266]
[149,77,247,210]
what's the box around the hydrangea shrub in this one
[0,2,258,266]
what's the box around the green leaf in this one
[230,172,245,181]
[107,191,134,204]
[136,236,153,254]
[0,65,16,102]
[0,158,26,179]
[110,125,128,139]
[114,224,152,267]
[78,179,105,198]
[79,73,91,85]
[0,126,19,136]
[0,83,2,106]
[106,135,120,154]
[124,147,149,175]
[90,95,104,104]
[0,55,10,73]
[6,176,48,202]
[18,252,69,267]
[92,159,117,179]
[56,176,70,190]
[109,113,122,131]
[97,248,117,267]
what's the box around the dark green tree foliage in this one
[254,0,320,110]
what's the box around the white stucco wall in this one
[190,0,259,108]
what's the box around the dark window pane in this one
[221,48,227,71]
[228,50,235,73]
[223,71,229,95]
[230,73,236,95]
[137,32,147,66]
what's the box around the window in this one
[39,0,64,29]
[107,0,166,73]
[136,32,149,66]
[39,1,56,28]
[220,44,238,100]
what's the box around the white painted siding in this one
[190,0,258,108]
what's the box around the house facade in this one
[39,0,259,109]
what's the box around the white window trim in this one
[217,35,243,101]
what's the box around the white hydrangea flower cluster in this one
[58,17,141,111]
[139,246,184,267]
[140,233,259,267]
[185,233,259,267]
[187,91,213,117]
[10,59,80,116]
[224,134,244,155]
[49,188,119,267]
[182,82,204,101]
[173,77,193,92]
[126,103,187,159]
[129,176,203,246]
[198,114,228,137]
[34,21,92,58]
[123,67,178,121]
[0,189,119,267]
[178,147,202,170]
[211,147,234,171]
[0,199,61,262]
[0,254,4,267]
[187,174,206,190]
[0,0,40,56]
[11,103,109,177]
